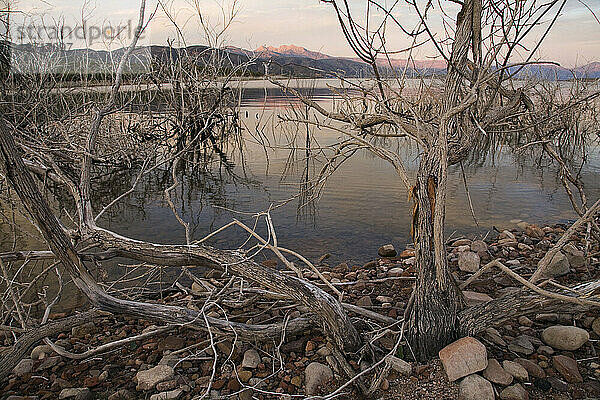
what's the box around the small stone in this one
[537,345,554,356]
[499,230,516,240]
[291,376,302,387]
[563,244,585,269]
[458,374,494,400]
[508,336,534,355]
[462,291,493,306]
[388,267,404,277]
[592,317,600,336]
[242,349,261,369]
[378,244,397,257]
[159,336,186,351]
[108,390,135,400]
[518,316,533,327]
[485,327,507,347]
[136,365,175,391]
[541,325,589,351]
[471,240,488,253]
[30,344,53,360]
[458,252,480,273]
[356,296,372,307]
[375,295,393,303]
[59,388,92,400]
[12,358,34,377]
[547,376,568,392]
[149,389,182,400]
[525,225,545,239]
[502,360,529,382]
[537,252,570,279]
[71,322,96,338]
[499,383,529,400]
[156,380,178,391]
[37,355,60,370]
[483,358,513,386]
[438,337,488,382]
[552,355,583,383]
[387,356,412,376]
[238,370,252,383]
[305,362,333,395]
[317,346,332,357]
[515,358,545,379]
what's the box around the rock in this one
[458,374,494,400]
[552,355,583,383]
[533,378,551,391]
[453,239,472,247]
[30,344,53,360]
[242,349,261,369]
[238,389,254,400]
[541,325,589,351]
[12,358,34,377]
[563,243,585,269]
[499,230,516,240]
[502,360,528,382]
[37,355,60,370]
[59,388,92,400]
[525,225,545,239]
[537,252,570,279]
[458,252,481,273]
[387,356,412,376]
[499,383,529,400]
[483,359,513,386]
[6,397,39,400]
[388,267,404,277]
[378,244,397,257]
[439,337,488,382]
[462,291,493,306]
[471,240,488,253]
[305,362,333,395]
[517,316,533,327]
[508,336,534,355]
[71,322,96,338]
[593,317,600,336]
[136,365,175,391]
[515,358,545,379]
[399,249,415,258]
[537,345,554,356]
[238,370,252,383]
[159,336,185,351]
[485,327,507,347]
[108,389,135,400]
[498,238,518,247]
[375,295,393,303]
[547,376,569,392]
[149,390,182,400]
[356,296,372,307]
[156,380,178,391]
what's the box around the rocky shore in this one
[2,221,600,399]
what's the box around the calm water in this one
[93,78,600,266]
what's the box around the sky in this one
[5,0,600,67]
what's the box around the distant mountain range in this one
[6,42,600,80]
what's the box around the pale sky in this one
[6,0,600,67]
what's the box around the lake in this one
[93,78,600,266]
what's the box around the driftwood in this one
[0,310,102,381]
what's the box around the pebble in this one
[515,358,545,379]
[508,336,534,355]
[12,358,34,377]
[458,252,480,273]
[518,316,533,327]
[58,388,92,400]
[136,365,175,391]
[356,296,372,307]
[241,349,261,369]
[30,345,53,360]
[378,244,397,257]
[387,356,412,376]
[458,374,494,400]
[471,240,488,253]
[483,358,513,386]
[552,355,583,383]
[439,337,488,382]
[502,360,529,382]
[149,389,182,400]
[499,383,529,400]
[537,251,570,279]
[541,325,589,351]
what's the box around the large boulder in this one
[458,252,481,273]
[458,374,495,400]
[136,365,175,391]
[439,337,488,382]
[305,362,333,395]
[541,325,589,351]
